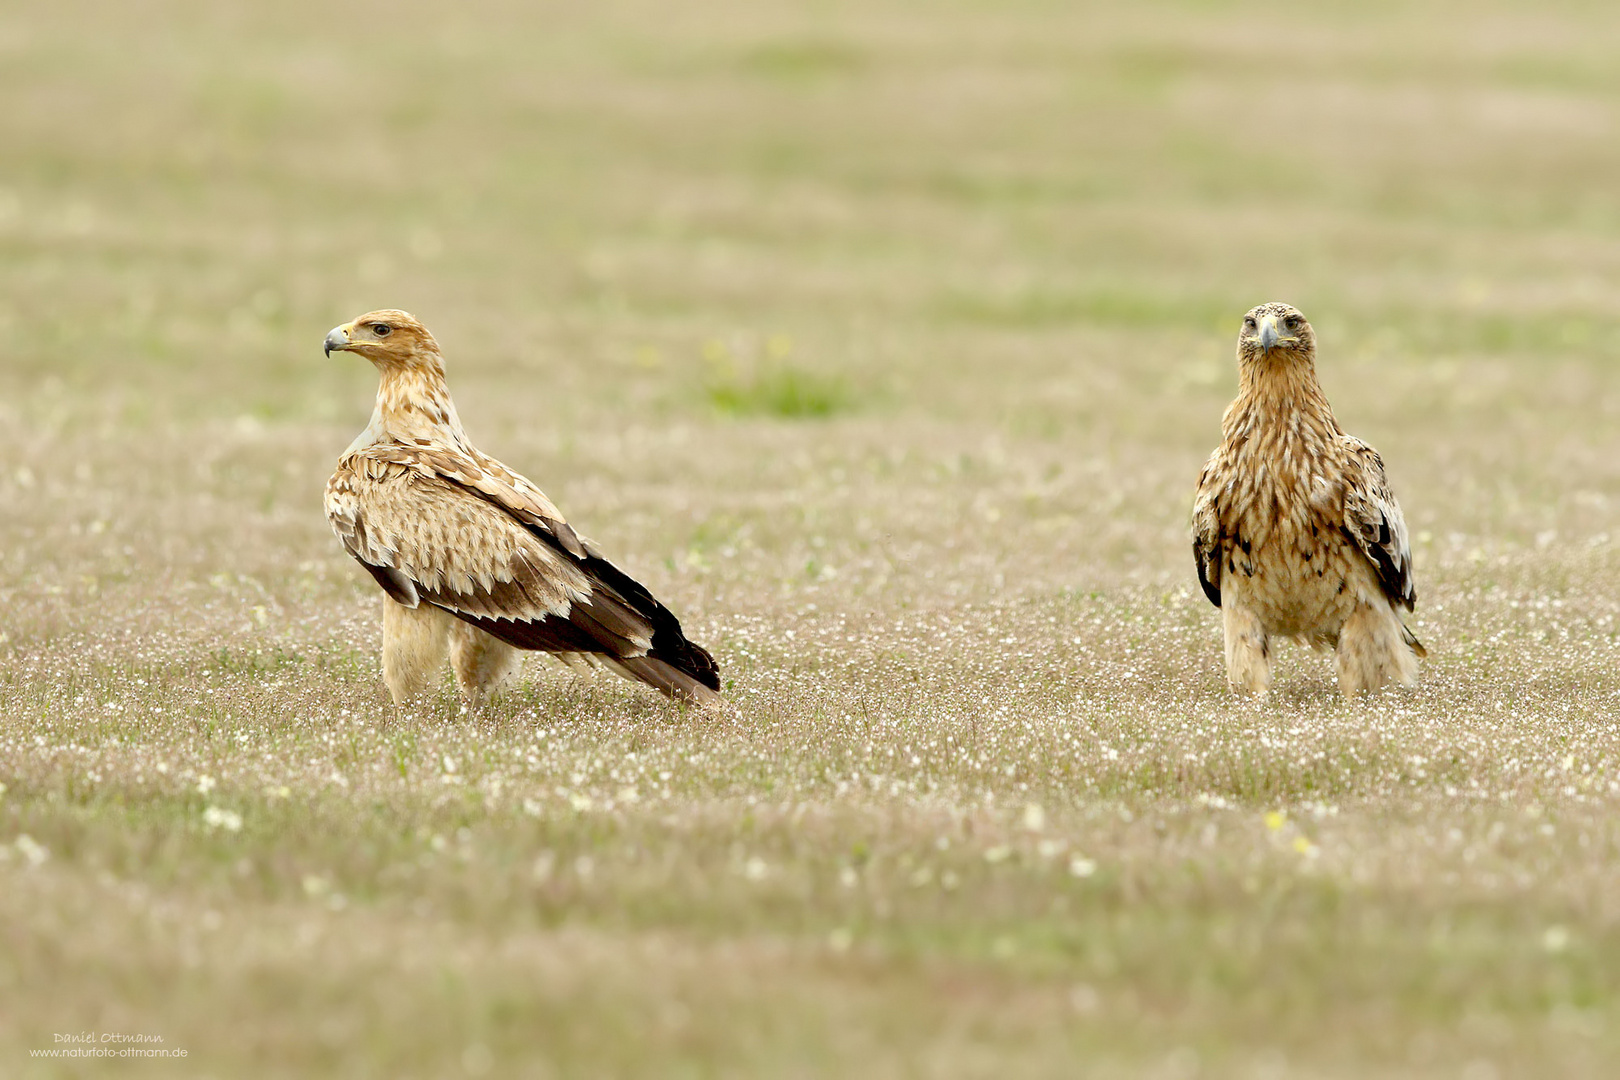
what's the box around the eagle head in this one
[1237,302,1315,364]
[324,309,442,370]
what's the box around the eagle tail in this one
[575,552,722,696]
[603,654,722,705]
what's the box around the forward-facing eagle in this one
[1192,302,1425,698]
[323,310,720,707]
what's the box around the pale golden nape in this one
[323,309,721,708]
[1192,302,1426,700]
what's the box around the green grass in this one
[707,364,854,418]
[3,0,1620,1076]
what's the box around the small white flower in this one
[202,806,243,833]
[1068,856,1097,878]
[195,775,215,794]
[14,834,48,867]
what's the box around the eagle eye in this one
[1284,315,1302,331]
[371,323,393,337]
[1243,317,1257,330]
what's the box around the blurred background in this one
[4,4,1620,1073]
[6,1,1620,465]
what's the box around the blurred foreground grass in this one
[2,0,1620,1076]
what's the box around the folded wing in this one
[1191,450,1226,608]
[1339,436,1416,612]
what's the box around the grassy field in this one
[3,0,1620,1075]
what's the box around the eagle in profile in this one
[323,310,721,707]
[1192,302,1425,698]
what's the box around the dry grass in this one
[3,0,1620,1076]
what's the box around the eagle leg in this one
[1335,604,1418,699]
[381,598,454,705]
[1222,603,1272,697]
[449,621,524,709]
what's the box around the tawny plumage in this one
[323,310,721,707]
[1192,302,1426,699]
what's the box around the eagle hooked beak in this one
[324,324,353,357]
[1257,315,1280,352]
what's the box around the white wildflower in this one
[14,834,48,867]
[202,806,243,832]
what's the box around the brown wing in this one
[1191,449,1226,608]
[361,441,589,559]
[325,449,720,701]
[1339,436,1416,612]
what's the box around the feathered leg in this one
[1335,603,1419,698]
[381,599,453,705]
[449,621,523,709]
[1222,603,1272,696]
